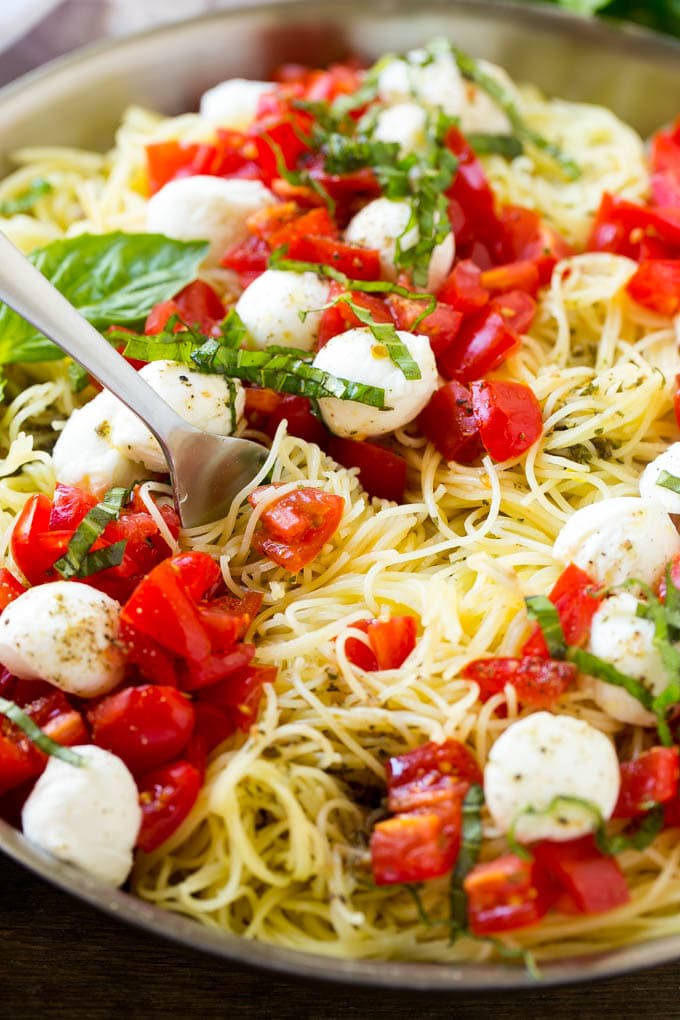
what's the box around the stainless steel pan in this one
[2,0,680,989]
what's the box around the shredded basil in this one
[0,697,83,766]
[656,470,680,496]
[325,293,421,380]
[451,46,581,180]
[567,647,654,709]
[629,579,680,746]
[449,783,484,933]
[594,805,665,856]
[67,360,91,394]
[525,595,566,659]
[466,133,524,159]
[0,178,53,217]
[53,486,132,580]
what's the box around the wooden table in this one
[3,5,680,1015]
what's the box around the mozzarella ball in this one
[235,270,329,351]
[146,175,275,266]
[344,198,454,293]
[457,60,515,136]
[639,443,680,515]
[52,391,144,499]
[313,327,437,438]
[22,745,141,886]
[0,582,125,697]
[199,78,274,129]
[109,360,245,473]
[376,51,466,119]
[484,712,620,843]
[584,592,663,726]
[553,497,680,589]
[373,101,428,157]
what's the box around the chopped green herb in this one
[466,133,524,159]
[567,647,654,710]
[594,805,664,855]
[525,595,566,659]
[0,697,83,766]
[0,178,53,217]
[449,783,484,933]
[54,486,132,580]
[67,360,91,394]
[656,470,680,496]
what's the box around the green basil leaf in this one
[656,470,680,495]
[333,294,422,380]
[594,805,664,855]
[0,696,83,766]
[0,233,208,365]
[54,486,132,579]
[525,595,566,659]
[449,783,484,932]
[466,133,524,159]
[0,178,53,217]
[567,647,654,709]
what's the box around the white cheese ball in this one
[235,269,330,351]
[22,745,141,887]
[344,197,454,293]
[457,60,515,136]
[372,101,428,157]
[0,582,125,698]
[52,391,145,499]
[376,51,467,119]
[313,327,438,438]
[553,497,680,589]
[108,360,245,473]
[484,712,620,844]
[146,175,275,266]
[584,592,664,726]
[199,78,274,129]
[639,443,680,515]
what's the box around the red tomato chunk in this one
[344,615,417,672]
[136,759,202,853]
[614,747,680,819]
[371,802,462,885]
[522,563,603,658]
[461,656,577,708]
[465,854,555,935]
[248,486,344,572]
[532,836,630,915]
[470,379,543,461]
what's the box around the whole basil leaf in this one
[0,232,208,365]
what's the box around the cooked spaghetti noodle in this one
[2,47,680,964]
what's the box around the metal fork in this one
[0,232,268,527]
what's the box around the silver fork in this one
[0,232,268,527]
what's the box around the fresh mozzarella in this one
[584,592,663,726]
[376,50,513,134]
[52,390,144,499]
[552,496,680,589]
[146,175,275,266]
[0,582,125,698]
[639,443,680,515]
[109,360,245,473]
[235,270,329,352]
[344,197,454,293]
[199,77,274,129]
[372,101,428,157]
[22,745,141,887]
[484,712,620,843]
[313,327,438,438]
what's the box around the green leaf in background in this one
[547,0,680,35]
[0,232,208,366]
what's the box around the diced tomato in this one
[318,285,393,347]
[327,436,407,503]
[0,720,44,797]
[461,656,577,707]
[178,643,256,692]
[250,100,314,184]
[343,615,417,672]
[11,493,61,585]
[650,118,680,206]
[437,308,520,382]
[464,854,555,935]
[245,389,328,446]
[0,693,88,797]
[418,380,483,464]
[532,836,630,914]
[145,280,225,336]
[613,747,680,819]
[120,621,180,687]
[145,141,207,195]
[370,798,463,885]
[470,379,543,461]
[246,201,299,241]
[0,569,26,612]
[523,563,603,658]
[49,483,97,529]
[437,259,490,313]
[121,552,220,663]
[491,290,537,335]
[627,259,680,316]
[248,486,344,572]
[285,235,382,280]
[500,204,571,284]
[221,234,270,286]
[87,685,195,777]
[386,738,482,813]
[387,294,462,358]
[588,193,680,259]
[480,259,540,297]
[197,663,276,731]
[267,206,339,249]
[136,759,202,853]
[445,127,509,264]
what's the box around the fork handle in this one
[0,231,184,451]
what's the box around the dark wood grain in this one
[1,853,680,1020]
